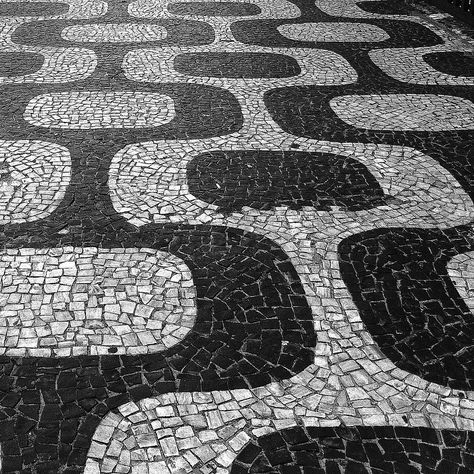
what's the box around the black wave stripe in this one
[0,52,44,77]
[187,150,390,213]
[357,0,412,15]
[168,1,262,16]
[0,225,315,473]
[423,51,474,78]
[231,425,474,473]
[338,226,474,391]
[0,2,69,16]
[231,18,444,49]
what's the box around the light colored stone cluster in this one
[109,140,473,227]
[0,248,197,357]
[0,140,70,224]
[330,94,474,131]
[24,92,176,129]
[448,251,474,314]
[61,23,167,43]
[277,22,390,42]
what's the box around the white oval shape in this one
[278,22,389,42]
[448,251,474,315]
[330,94,474,131]
[24,91,175,129]
[0,247,197,357]
[0,140,70,224]
[128,0,301,19]
[61,23,167,42]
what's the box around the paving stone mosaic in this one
[0,0,472,472]
[230,425,474,473]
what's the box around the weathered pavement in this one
[0,0,473,472]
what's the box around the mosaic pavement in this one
[0,0,472,472]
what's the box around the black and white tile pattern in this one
[0,0,473,472]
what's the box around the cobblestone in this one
[0,0,472,472]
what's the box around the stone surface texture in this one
[0,0,472,473]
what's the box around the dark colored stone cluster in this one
[423,51,474,78]
[357,1,411,15]
[174,52,301,78]
[168,1,262,17]
[231,425,474,473]
[0,2,69,16]
[187,150,389,212]
[339,225,474,391]
[0,52,44,76]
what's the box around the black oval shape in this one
[168,1,261,16]
[423,51,474,78]
[174,52,301,78]
[231,425,474,473]
[0,2,69,16]
[187,150,388,212]
[0,52,44,76]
